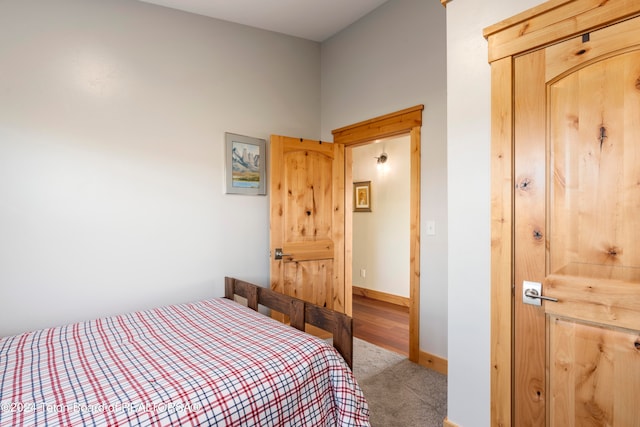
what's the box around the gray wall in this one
[446,0,542,425]
[0,0,320,336]
[321,0,448,360]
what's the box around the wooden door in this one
[269,135,345,320]
[513,17,640,426]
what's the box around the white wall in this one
[321,0,448,360]
[352,137,410,298]
[0,0,321,336]
[446,0,543,425]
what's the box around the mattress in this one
[0,297,369,426]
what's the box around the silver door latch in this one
[274,248,292,260]
[523,280,558,306]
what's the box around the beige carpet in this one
[352,338,447,427]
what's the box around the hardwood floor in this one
[352,294,409,356]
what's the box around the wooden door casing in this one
[332,105,423,362]
[269,135,345,319]
[487,2,640,426]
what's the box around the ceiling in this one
[138,0,389,42]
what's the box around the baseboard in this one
[352,286,410,308]
[443,417,460,427]
[418,350,448,375]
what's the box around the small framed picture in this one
[353,181,371,212]
[225,132,267,195]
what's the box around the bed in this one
[0,277,369,426]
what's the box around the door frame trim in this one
[485,2,640,425]
[332,105,423,362]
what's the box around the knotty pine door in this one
[269,135,346,323]
[513,16,640,427]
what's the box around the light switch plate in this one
[426,220,436,235]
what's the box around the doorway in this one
[351,137,411,355]
[332,105,422,362]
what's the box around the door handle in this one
[524,288,558,303]
[274,248,292,260]
[523,280,558,306]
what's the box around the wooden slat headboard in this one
[224,277,353,368]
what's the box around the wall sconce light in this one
[375,152,388,165]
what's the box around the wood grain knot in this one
[568,114,579,129]
[635,340,640,350]
[636,78,640,90]
[306,210,312,216]
[532,229,543,240]
[606,247,621,257]
[518,22,530,37]
[576,49,587,56]
[517,177,532,191]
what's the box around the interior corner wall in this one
[446,0,544,426]
[0,0,321,337]
[320,0,448,360]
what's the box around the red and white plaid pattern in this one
[0,298,370,426]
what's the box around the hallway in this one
[352,294,409,356]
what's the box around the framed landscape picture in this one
[225,132,267,195]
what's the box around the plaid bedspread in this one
[0,298,369,426]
